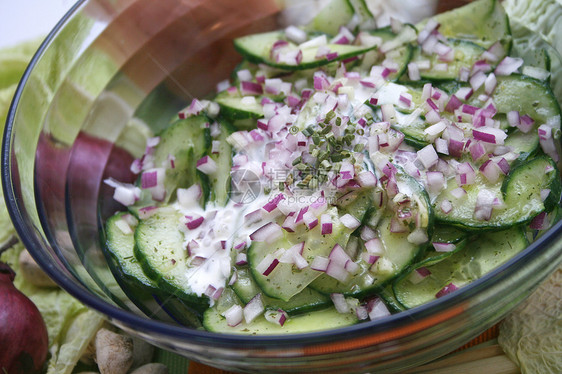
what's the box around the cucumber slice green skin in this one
[204,304,358,335]
[309,215,428,298]
[393,227,528,309]
[415,237,469,269]
[215,91,265,120]
[134,209,209,312]
[232,267,330,315]
[234,31,376,71]
[203,289,358,335]
[414,225,470,268]
[397,74,560,149]
[419,0,512,50]
[434,156,562,230]
[430,224,468,244]
[484,74,561,129]
[248,207,356,302]
[106,213,157,291]
[310,170,434,298]
[106,213,205,326]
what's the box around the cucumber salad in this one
[104,0,562,334]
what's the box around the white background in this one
[0,0,76,48]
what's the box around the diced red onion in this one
[330,293,349,313]
[519,115,535,133]
[303,211,319,230]
[456,162,476,186]
[223,304,243,327]
[340,214,361,229]
[425,109,441,124]
[264,309,289,326]
[495,56,524,76]
[196,156,218,174]
[469,141,486,161]
[409,267,431,284]
[432,242,456,252]
[530,212,548,230]
[367,298,391,320]
[310,256,330,272]
[473,128,507,145]
[250,222,283,243]
[240,81,263,96]
[448,139,464,158]
[321,214,333,235]
[459,66,470,82]
[408,62,421,81]
[479,160,502,183]
[484,73,497,95]
[441,199,453,214]
[507,110,520,128]
[538,124,559,162]
[235,252,248,266]
[470,70,487,91]
[262,193,285,213]
[244,209,262,225]
[417,145,439,169]
[450,187,467,199]
[326,261,349,282]
[474,189,496,221]
[244,294,264,323]
[365,238,384,255]
[357,171,377,187]
[186,215,204,230]
[426,171,445,193]
[435,283,458,298]
[285,25,307,44]
[445,95,462,113]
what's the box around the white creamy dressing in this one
[175,70,426,300]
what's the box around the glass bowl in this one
[3,0,561,372]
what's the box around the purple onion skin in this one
[0,263,49,374]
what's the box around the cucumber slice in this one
[393,227,528,309]
[232,267,330,315]
[151,115,211,203]
[215,91,264,120]
[378,285,405,313]
[105,212,157,291]
[248,207,355,301]
[433,156,562,229]
[486,74,561,128]
[310,169,433,297]
[418,0,511,50]
[409,39,487,81]
[358,26,414,82]
[134,208,209,310]
[208,120,234,206]
[431,224,468,244]
[203,289,358,334]
[307,0,354,35]
[234,30,376,71]
[504,129,539,163]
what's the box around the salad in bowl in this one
[103,0,562,335]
